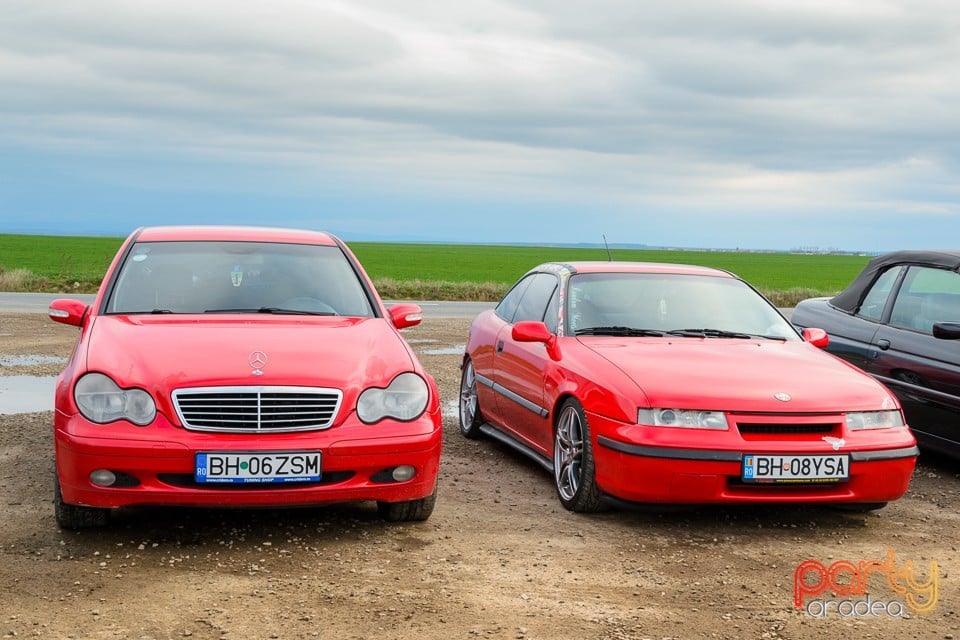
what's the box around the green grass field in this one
[0,233,871,304]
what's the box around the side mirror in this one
[388,303,423,330]
[933,321,960,340]
[48,298,89,327]
[802,327,830,349]
[512,321,561,360]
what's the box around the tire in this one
[54,477,109,530]
[377,487,437,522]
[458,358,483,439]
[553,398,603,513]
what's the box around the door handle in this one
[876,339,891,351]
[497,340,504,353]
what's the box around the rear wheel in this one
[377,487,437,522]
[458,358,483,439]
[553,399,603,513]
[54,478,109,529]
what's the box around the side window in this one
[495,275,535,322]
[513,273,559,323]
[890,266,960,332]
[543,287,560,334]
[856,266,903,321]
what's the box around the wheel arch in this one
[550,392,579,433]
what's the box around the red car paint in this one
[49,226,441,527]
[459,261,917,512]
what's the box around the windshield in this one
[105,241,376,317]
[566,272,799,341]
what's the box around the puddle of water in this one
[0,354,67,367]
[444,399,460,417]
[406,338,439,344]
[0,375,56,414]
[421,344,465,356]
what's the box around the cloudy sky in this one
[1,1,957,251]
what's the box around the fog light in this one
[392,465,416,482]
[89,469,117,487]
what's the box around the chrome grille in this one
[173,386,342,433]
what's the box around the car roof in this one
[831,249,960,313]
[531,260,735,278]
[133,226,340,245]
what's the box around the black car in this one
[792,250,960,459]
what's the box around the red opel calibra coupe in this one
[49,226,442,528]
[459,261,917,513]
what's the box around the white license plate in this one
[195,451,321,484]
[742,454,849,483]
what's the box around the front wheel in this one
[377,487,437,522]
[458,358,483,439]
[553,399,603,513]
[54,477,109,529]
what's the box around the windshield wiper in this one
[664,328,788,340]
[256,307,336,316]
[575,326,666,337]
[149,309,174,314]
[204,307,336,316]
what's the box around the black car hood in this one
[831,250,960,313]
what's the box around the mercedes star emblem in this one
[249,351,268,376]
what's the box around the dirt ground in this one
[0,311,957,640]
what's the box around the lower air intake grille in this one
[737,423,836,435]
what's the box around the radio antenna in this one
[602,234,612,261]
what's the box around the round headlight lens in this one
[74,372,157,426]
[357,373,429,424]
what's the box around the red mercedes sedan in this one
[49,226,442,528]
[459,261,918,513]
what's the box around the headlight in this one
[74,372,157,426]
[638,408,729,430]
[846,410,904,430]
[357,372,429,424]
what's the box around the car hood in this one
[83,315,416,396]
[581,337,896,413]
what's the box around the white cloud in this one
[0,0,958,249]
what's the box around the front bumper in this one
[55,408,442,510]
[590,413,918,505]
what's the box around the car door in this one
[492,272,559,456]
[822,266,904,369]
[473,275,535,428]
[870,266,960,453]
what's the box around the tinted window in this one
[496,275,535,322]
[544,287,560,334]
[889,266,960,332]
[857,266,903,321]
[513,273,558,323]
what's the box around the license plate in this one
[742,454,849,483]
[195,451,321,484]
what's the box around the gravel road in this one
[0,312,956,640]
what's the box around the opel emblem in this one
[249,351,268,376]
[774,392,791,402]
